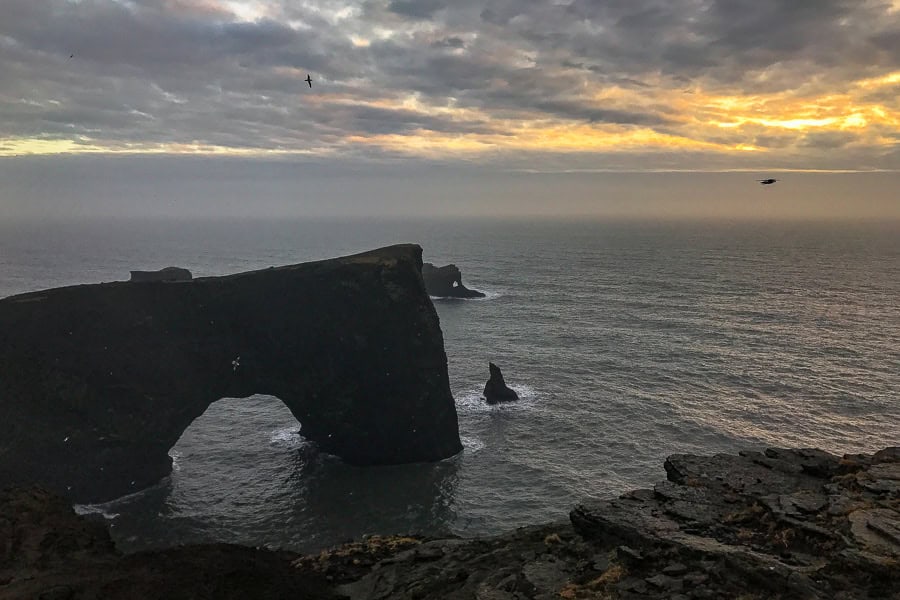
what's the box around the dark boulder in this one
[483,362,519,404]
[0,486,339,600]
[0,244,462,502]
[421,263,485,298]
[129,266,192,282]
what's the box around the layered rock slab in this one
[572,447,900,599]
[0,244,462,502]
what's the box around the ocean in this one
[1,217,898,553]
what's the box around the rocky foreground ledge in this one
[2,446,898,600]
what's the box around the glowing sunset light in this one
[0,0,897,171]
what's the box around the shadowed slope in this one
[0,244,461,502]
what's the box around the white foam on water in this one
[460,435,485,453]
[269,426,306,449]
[73,504,120,520]
[454,384,540,415]
[430,287,505,301]
[470,287,504,301]
[169,449,182,472]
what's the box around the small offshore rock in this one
[483,362,519,404]
[421,263,485,298]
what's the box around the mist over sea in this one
[2,216,898,553]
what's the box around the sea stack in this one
[421,263,485,298]
[483,362,519,404]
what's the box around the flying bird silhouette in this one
[305,74,312,88]
[757,178,778,185]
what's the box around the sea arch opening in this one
[91,394,314,552]
[100,392,463,554]
[166,394,308,514]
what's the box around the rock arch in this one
[0,245,462,502]
[421,263,485,298]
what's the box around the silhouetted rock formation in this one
[422,263,485,298]
[0,245,462,502]
[4,445,898,599]
[129,266,192,282]
[483,362,519,404]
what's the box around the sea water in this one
[2,217,898,552]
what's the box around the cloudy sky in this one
[1,0,899,218]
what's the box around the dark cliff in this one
[0,244,462,502]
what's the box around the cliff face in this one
[0,244,462,502]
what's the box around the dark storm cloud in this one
[320,103,495,136]
[431,37,466,49]
[532,100,675,127]
[752,135,798,150]
[542,0,899,90]
[800,131,861,150]
[1,0,899,164]
[388,0,446,20]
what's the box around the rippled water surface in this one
[2,217,898,552]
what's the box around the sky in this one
[1,0,899,218]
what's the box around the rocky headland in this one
[2,446,897,599]
[0,245,462,503]
[422,263,485,299]
[129,266,193,282]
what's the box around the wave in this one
[460,435,485,453]
[73,473,175,517]
[169,449,182,472]
[430,287,505,302]
[269,426,307,449]
[73,504,120,520]
[454,383,540,415]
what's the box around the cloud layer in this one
[1,0,898,170]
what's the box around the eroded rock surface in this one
[570,447,900,599]
[422,263,485,298]
[0,245,461,502]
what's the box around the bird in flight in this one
[757,178,778,185]
[305,74,313,88]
